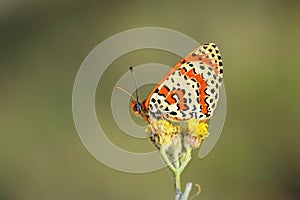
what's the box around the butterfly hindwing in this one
[146,43,223,121]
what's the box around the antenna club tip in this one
[129,66,133,71]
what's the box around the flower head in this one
[145,119,180,147]
[183,119,209,148]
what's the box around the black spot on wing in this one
[192,68,197,74]
[189,112,194,118]
[192,105,197,111]
[149,104,153,110]
[170,111,177,115]
[165,85,170,92]
[180,111,187,118]
[204,97,210,106]
[204,88,209,95]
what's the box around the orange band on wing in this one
[165,93,176,105]
[158,85,169,97]
[144,58,187,109]
[186,54,219,75]
[174,90,188,111]
[165,89,188,111]
[184,69,208,114]
[194,74,208,114]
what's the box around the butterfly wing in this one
[145,43,223,121]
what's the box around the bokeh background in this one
[1,0,300,199]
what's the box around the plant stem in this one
[176,147,192,191]
[160,144,194,199]
[173,147,181,190]
[181,182,193,200]
[160,146,176,172]
[175,170,181,191]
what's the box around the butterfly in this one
[131,43,223,124]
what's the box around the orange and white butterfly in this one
[131,43,223,124]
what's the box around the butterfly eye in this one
[131,101,141,113]
[135,103,142,112]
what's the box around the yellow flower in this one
[144,118,209,149]
[145,119,180,147]
[184,119,209,148]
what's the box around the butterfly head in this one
[131,99,148,114]
[130,100,151,123]
[131,100,142,114]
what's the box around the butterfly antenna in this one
[129,66,139,102]
[115,86,137,101]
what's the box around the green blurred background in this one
[1,0,300,199]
